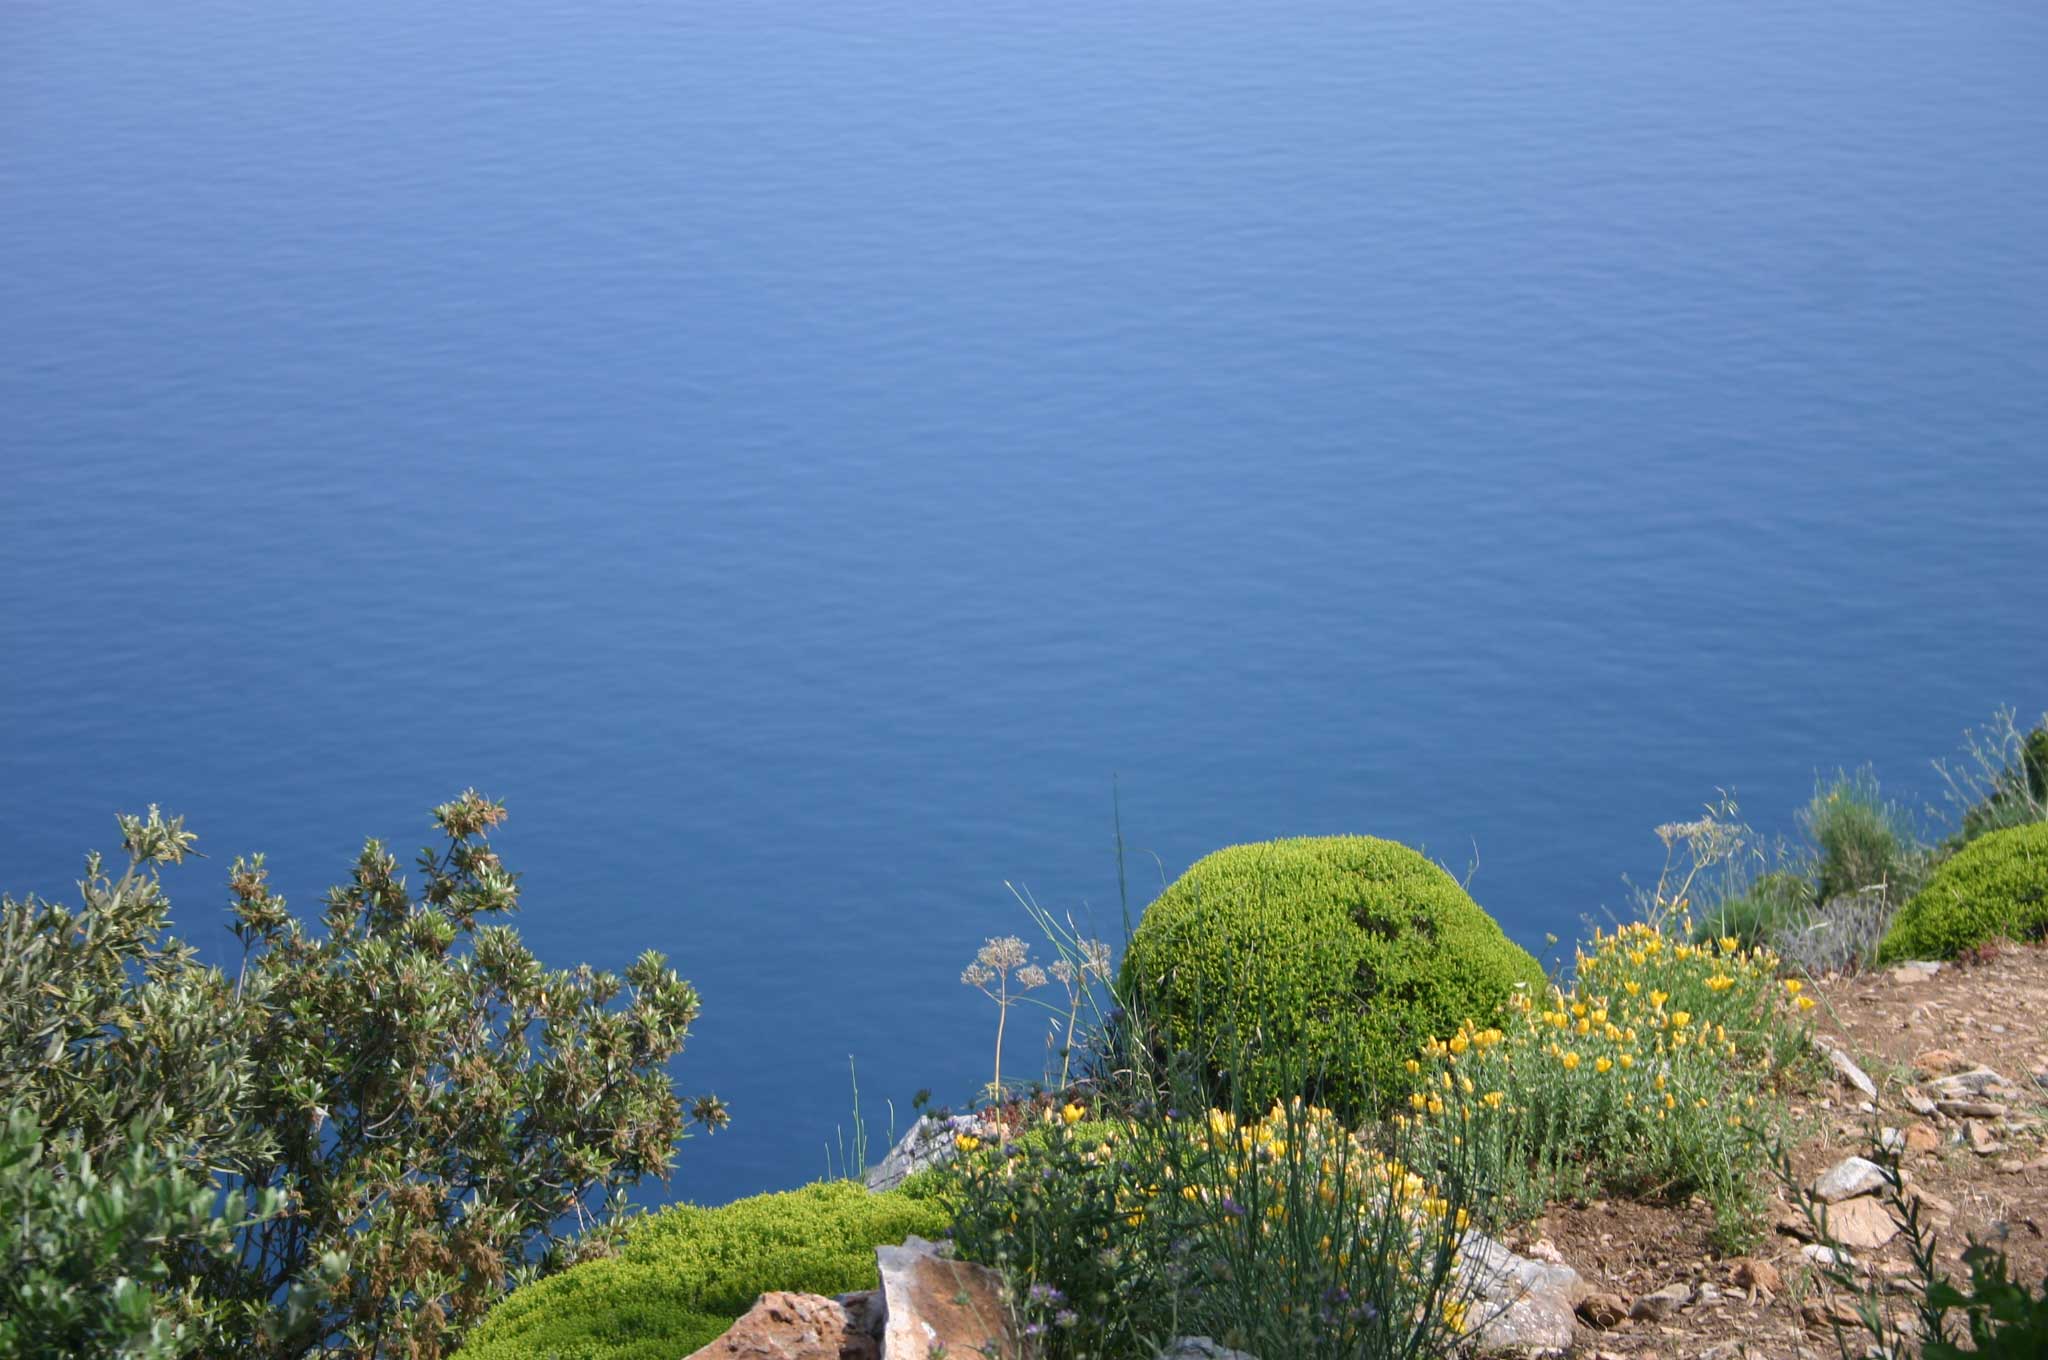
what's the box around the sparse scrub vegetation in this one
[1404,921,1810,1252]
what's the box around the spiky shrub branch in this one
[0,794,727,1360]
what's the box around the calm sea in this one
[3,0,2045,1206]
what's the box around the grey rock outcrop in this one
[1456,1232,1585,1356]
[864,1115,988,1193]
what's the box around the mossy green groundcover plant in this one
[1120,836,1545,1117]
[454,1180,949,1360]
[1881,821,2048,962]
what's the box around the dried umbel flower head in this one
[1079,938,1113,979]
[1016,965,1049,990]
[976,935,1030,974]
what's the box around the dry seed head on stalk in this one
[1080,939,1113,978]
[976,935,1030,974]
[961,963,996,988]
[1016,965,1048,990]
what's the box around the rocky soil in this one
[1505,941,2048,1358]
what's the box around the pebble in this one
[1629,1283,1694,1323]
[1576,1292,1628,1329]
[1731,1258,1782,1294]
[1813,1156,1890,1204]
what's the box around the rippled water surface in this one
[4,0,2046,1203]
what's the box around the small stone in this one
[1819,1196,1899,1251]
[1967,1119,2005,1155]
[1941,1099,2009,1119]
[1879,1127,1907,1154]
[1930,1068,2014,1100]
[1902,1089,1940,1116]
[1915,1049,1970,1075]
[1576,1292,1629,1329]
[1772,1200,1817,1240]
[1813,1156,1889,1204]
[1818,1044,1879,1100]
[1802,1297,1864,1329]
[1731,1258,1782,1294]
[1159,1341,1258,1360]
[1628,1283,1694,1323]
[1903,1184,1955,1217]
[1802,1243,1852,1268]
[1905,1123,1941,1155]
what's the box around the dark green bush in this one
[454,1180,950,1360]
[1695,869,1815,950]
[1120,836,1544,1117]
[1879,822,2048,962]
[0,1106,278,1360]
[1,795,725,1360]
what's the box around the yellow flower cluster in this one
[1405,920,1801,1141]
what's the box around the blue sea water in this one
[2,0,2045,1207]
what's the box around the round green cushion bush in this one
[455,1179,950,1360]
[1880,821,2048,962]
[1121,835,1545,1117]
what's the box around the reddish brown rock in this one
[685,1291,878,1360]
[1576,1291,1628,1328]
[878,1238,1018,1360]
[1731,1257,1782,1295]
[1818,1195,1900,1251]
[1914,1049,1971,1076]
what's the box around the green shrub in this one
[1120,837,1545,1118]
[455,1181,950,1360]
[1800,768,1924,907]
[0,1105,280,1360]
[1,795,726,1360]
[1880,822,2048,962]
[1695,870,1815,950]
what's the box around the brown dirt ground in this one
[1502,941,2048,1359]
